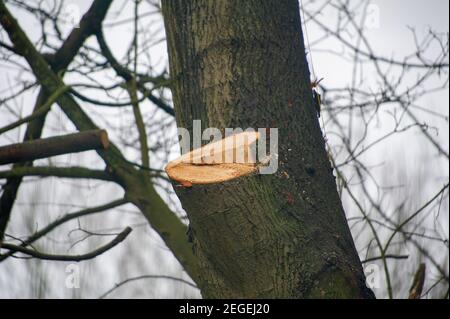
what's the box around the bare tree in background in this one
[0,0,448,299]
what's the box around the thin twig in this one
[1,227,132,262]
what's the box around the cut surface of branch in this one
[165,132,260,185]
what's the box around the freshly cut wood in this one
[165,131,260,185]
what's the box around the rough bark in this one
[162,0,375,298]
[0,130,109,165]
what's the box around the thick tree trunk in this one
[162,0,375,298]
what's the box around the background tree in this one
[0,0,448,298]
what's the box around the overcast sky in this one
[0,0,448,298]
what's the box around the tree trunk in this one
[162,0,375,298]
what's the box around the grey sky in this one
[0,0,448,298]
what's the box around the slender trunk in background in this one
[162,0,375,298]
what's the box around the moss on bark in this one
[162,0,375,298]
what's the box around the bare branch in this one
[1,227,132,262]
[0,85,69,135]
[0,198,128,262]
[361,254,409,264]
[99,274,198,299]
[0,0,115,241]
[0,130,110,165]
[0,166,114,181]
[409,263,426,299]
